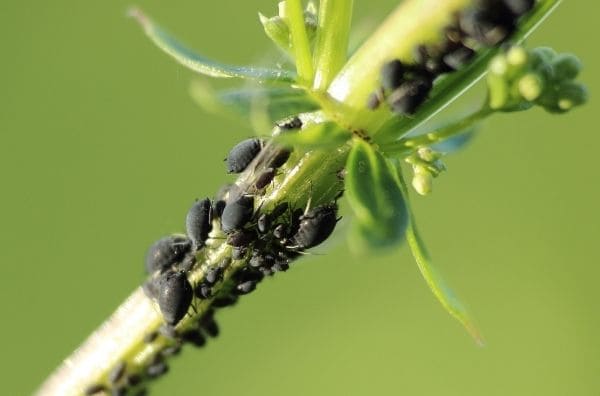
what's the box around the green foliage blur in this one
[0,1,597,394]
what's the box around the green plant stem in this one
[312,0,354,92]
[36,140,348,396]
[284,0,314,84]
[325,0,472,132]
[380,107,492,157]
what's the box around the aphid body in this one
[156,271,193,326]
[185,198,213,249]
[225,138,263,173]
[292,204,339,249]
[145,235,191,274]
[220,195,254,233]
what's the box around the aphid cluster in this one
[95,116,343,395]
[367,0,535,114]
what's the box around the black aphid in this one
[220,195,255,233]
[145,235,192,274]
[227,228,256,247]
[212,295,238,307]
[185,198,212,249]
[160,344,182,357]
[199,313,219,338]
[235,280,257,295]
[182,330,206,347]
[381,59,406,91]
[277,116,302,130]
[126,374,142,387]
[157,271,193,326]
[257,213,270,234]
[273,223,288,240]
[108,361,126,385]
[84,384,106,396]
[195,283,212,299]
[388,77,433,115]
[459,4,515,46]
[272,260,290,272]
[146,360,168,378]
[442,45,476,70]
[269,148,292,169]
[204,266,224,285]
[225,138,263,173]
[292,204,339,249]
[504,0,535,16]
[255,168,276,190]
[232,246,247,260]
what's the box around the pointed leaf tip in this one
[405,217,485,346]
[129,8,296,83]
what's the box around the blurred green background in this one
[0,1,597,395]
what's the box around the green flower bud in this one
[507,46,528,68]
[557,81,588,110]
[259,13,291,52]
[412,167,433,196]
[417,147,436,162]
[552,53,582,81]
[518,73,544,101]
[487,72,510,110]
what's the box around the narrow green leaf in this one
[312,0,354,92]
[274,122,351,150]
[282,0,314,84]
[396,169,485,345]
[345,140,408,248]
[189,81,318,129]
[129,8,296,83]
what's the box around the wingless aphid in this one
[145,235,192,274]
[185,198,213,250]
[225,138,263,174]
[156,271,193,326]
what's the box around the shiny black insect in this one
[199,312,219,338]
[291,204,339,249]
[146,359,168,378]
[268,147,292,169]
[195,283,212,299]
[156,271,193,326]
[381,59,406,91]
[220,195,255,233]
[388,77,433,115]
[181,330,206,347]
[276,116,302,130]
[185,198,212,249]
[442,45,475,70]
[227,228,256,247]
[212,295,238,307]
[232,246,247,260]
[145,235,191,274]
[257,202,289,234]
[160,344,182,357]
[225,138,263,173]
[255,167,276,190]
[235,281,257,295]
